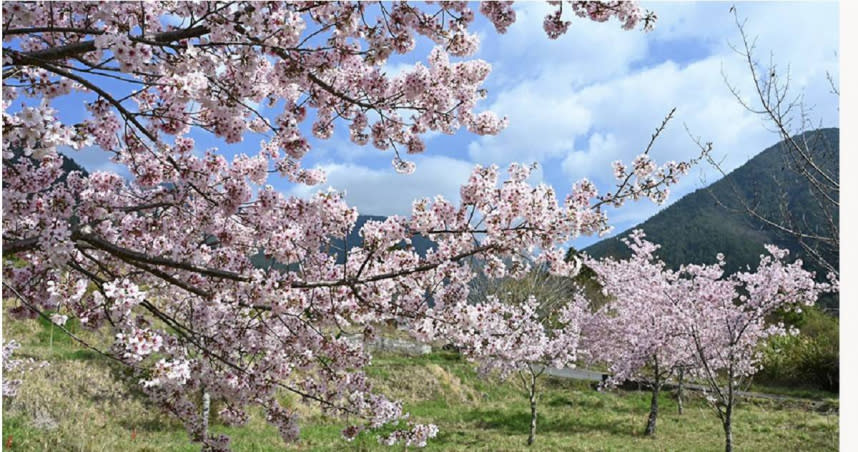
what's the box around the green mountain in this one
[583,128,838,307]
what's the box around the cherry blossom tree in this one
[582,230,696,436]
[673,246,831,452]
[588,231,830,451]
[2,2,682,449]
[415,286,588,446]
[437,257,588,446]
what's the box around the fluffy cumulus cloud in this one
[477,2,649,87]
[289,155,477,216]
[467,1,647,166]
[62,146,129,176]
[467,86,592,165]
[560,132,621,179]
[559,57,772,183]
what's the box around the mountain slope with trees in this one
[584,128,838,303]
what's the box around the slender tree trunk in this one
[644,359,660,436]
[676,368,684,415]
[201,389,211,442]
[723,368,735,452]
[527,370,538,446]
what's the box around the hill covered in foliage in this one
[583,128,838,308]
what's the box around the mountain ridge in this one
[583,128,838,307]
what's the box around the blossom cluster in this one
[115,328,163,362]
[2,340,49,398]
[141,358,192,388]
[415,293,588,379]
[381,423,440,448]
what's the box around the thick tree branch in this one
[5,26,210,64]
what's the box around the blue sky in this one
[62,2,839,250]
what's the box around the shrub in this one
[757,306,838,392]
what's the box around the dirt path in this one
[536,365,836,408]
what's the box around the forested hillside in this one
[584,128,838,307]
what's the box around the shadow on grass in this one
[545,391,656,412]
[460,407,637,437]
[118,417,180,433]
[546,393,611,409]
[62,349,101,361]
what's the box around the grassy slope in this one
[2,318,838,451]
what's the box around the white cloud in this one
[381,61,416,78]
[289,155,476,216]
[647,2,838,63]
[62,146,129,177]
[467,84,592,165]
[479,2,649,87]
[560,57,770,181]
[561,132,621,179]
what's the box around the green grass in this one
[746,382,839,403]
[2,318,839,451]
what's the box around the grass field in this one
[2,315,839,451]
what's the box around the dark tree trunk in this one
[676,368,684,415]
[724,382,734,452]
[722,366,735,452]
[644,359,660,436]
[527,371,538,446]
[723,407,733,452]
[644,382,660,436]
